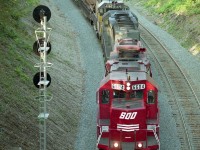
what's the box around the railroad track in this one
[139,23,200,150]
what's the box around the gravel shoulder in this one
[39,0,104,150]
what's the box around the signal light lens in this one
[33,5,51,23]
[33,38,51,56]
[33,72,51,88]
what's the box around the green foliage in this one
[0,0,39,21]
[15,66,29,81]
[141,0,200,54]
[145,0,200,15]
[0,0,39,108]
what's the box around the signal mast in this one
[32,5,52,150]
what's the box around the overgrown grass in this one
[0,6,42,150]
[145,0,200,15]
[0,0,39,82]
[0,0,39,116]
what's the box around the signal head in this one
[33,5,51,23]
[33,38,51,56]
[33,72,51,88]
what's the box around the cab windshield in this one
[112,90,143,109]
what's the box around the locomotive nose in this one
[110,107,147,141]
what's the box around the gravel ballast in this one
[50,1,104,150]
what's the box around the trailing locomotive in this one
[73,0,160,149]
[101,10,139,60]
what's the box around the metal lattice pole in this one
[39,16,47,150]
[33,5,52,150]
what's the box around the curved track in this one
[140,23,200,150]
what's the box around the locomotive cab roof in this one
[100,71,158,89]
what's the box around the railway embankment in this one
[0,0,86,149]
[127,0,200,57]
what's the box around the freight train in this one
[73,0,160,149]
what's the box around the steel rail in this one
[139,23,197,150]
[139,23,200,107]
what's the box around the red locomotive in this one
[96,8,160,149]
[96,37,160,150]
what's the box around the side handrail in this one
[152,127,160,150]
[96,125,103,146]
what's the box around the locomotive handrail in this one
[96,126,103,146]
[152,127,160,150]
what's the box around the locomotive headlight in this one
[113,142,119,148]
[137,142,143,148]
[126,82,131,86]
[126,86,130,90]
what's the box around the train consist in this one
[75,0,160,149]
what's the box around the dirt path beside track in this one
[40,0,104,149]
